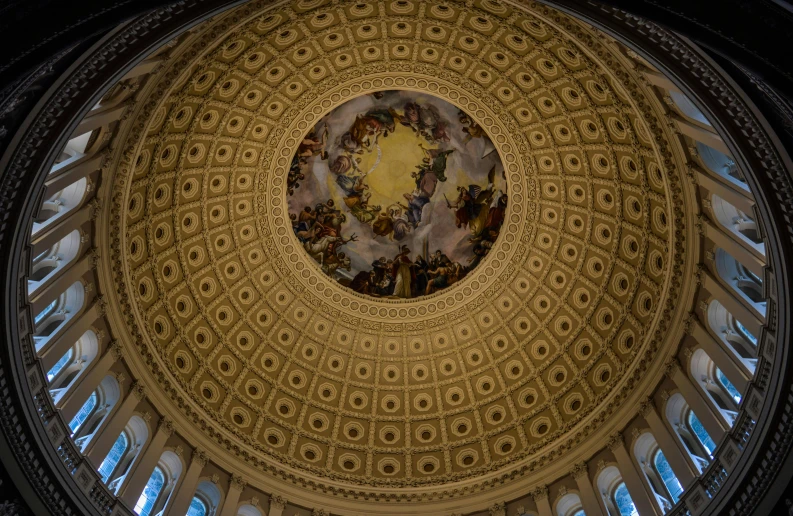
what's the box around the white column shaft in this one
[669,367,728,441]
[164,457,204,516]
[85,388,140,466]
[644,407,697,487]
[119,424,170,507]
[612,441,659,516]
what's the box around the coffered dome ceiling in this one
[107,0,689,498]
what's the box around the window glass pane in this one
[46,349,72,382]
[98,432,128,483]
[736,320,757,345]
[68,392,97,434]
[35,300,56,324]
[134,466,165,516]
[615,482,638,516]
[716,368,742,404]
[688,411,717,456]
[654,450,684,502]
[187,497,207,516]
[572,511,585,516]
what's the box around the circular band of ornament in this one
[259,73,530,320]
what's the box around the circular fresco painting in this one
[288,90,507,300]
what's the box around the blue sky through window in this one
[134,467,164,516]
[187,497,207,516]
[46,349,72,382]
[688,411,716,456]
[98,432,128,483]
[716,368,742,404]
[654,450,683,502]
[615,482,638,516]
[68,392,96,434]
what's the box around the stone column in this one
[609,433,658,516]
[164,449,207,516]
[59,340,122,422]
[269,494,287,516]
[688,316,751,389]
[572,462,604,515]
[695,166,754,214]
[703,220,764,276]
[640,399,698,487]
[85,381,145,467]
[666,358,728,441]
[39,302,102,370]
[702,272,764,335]
[119,417,174,507]
[219,474,246,516]
[532,486,552,516]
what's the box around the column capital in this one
[158,416,174,436]
[683,311,697,335]
[270,494,287,510]
[531,485,549,501]
[130,380,146,400]
[108,340,124,361]
[639,397,656,417]
[607,432,625,451]
[488,502,505,516]
[312,509,329,516]
[191,448,208,467]
[96,295,108,316]
[664,357,682,378]
[571,461,589,480]
[230,474,246,492]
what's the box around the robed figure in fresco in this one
[391,245,415,298]
[451,165,497,237]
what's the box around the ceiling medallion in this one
[288,89,508,300]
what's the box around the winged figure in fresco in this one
[450,165,499,237]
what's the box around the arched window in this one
[614,482,638,516]
[555,492,584,516]
[190,479,221,516]
[33,281,86,342]
[669,90,710,126]
[706,300,758,371]
[687,410,716,457]
[27,229,83,295]
[716,368,742,404]
[106,415,149,493]
[597,465,638,516]
[653,449,683,503]
[695,142,748,188]
[98,431,129,482]
[135,450,183,516]
[71,375,120,448]
[187,497,207,516]
[47,330,100,403]
[710,195,764,252]
[714,248,766,314]
[68,391,96,434]
[134,466,164,516]
[31,177,89,236]
[46,349,73,382]
[665,392,713,472]
[690,349,740,426]
[237,505,263,516]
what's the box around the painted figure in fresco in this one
[391,246,415,298]
[389,204,412,241]
[399,102,450,143]
[286,91,508,298]
[459,109,486,144]
[297,126,329,160]
[451,165,497,236]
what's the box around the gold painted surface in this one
[109,0,686,492]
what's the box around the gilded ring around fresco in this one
[288,90,508,300]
